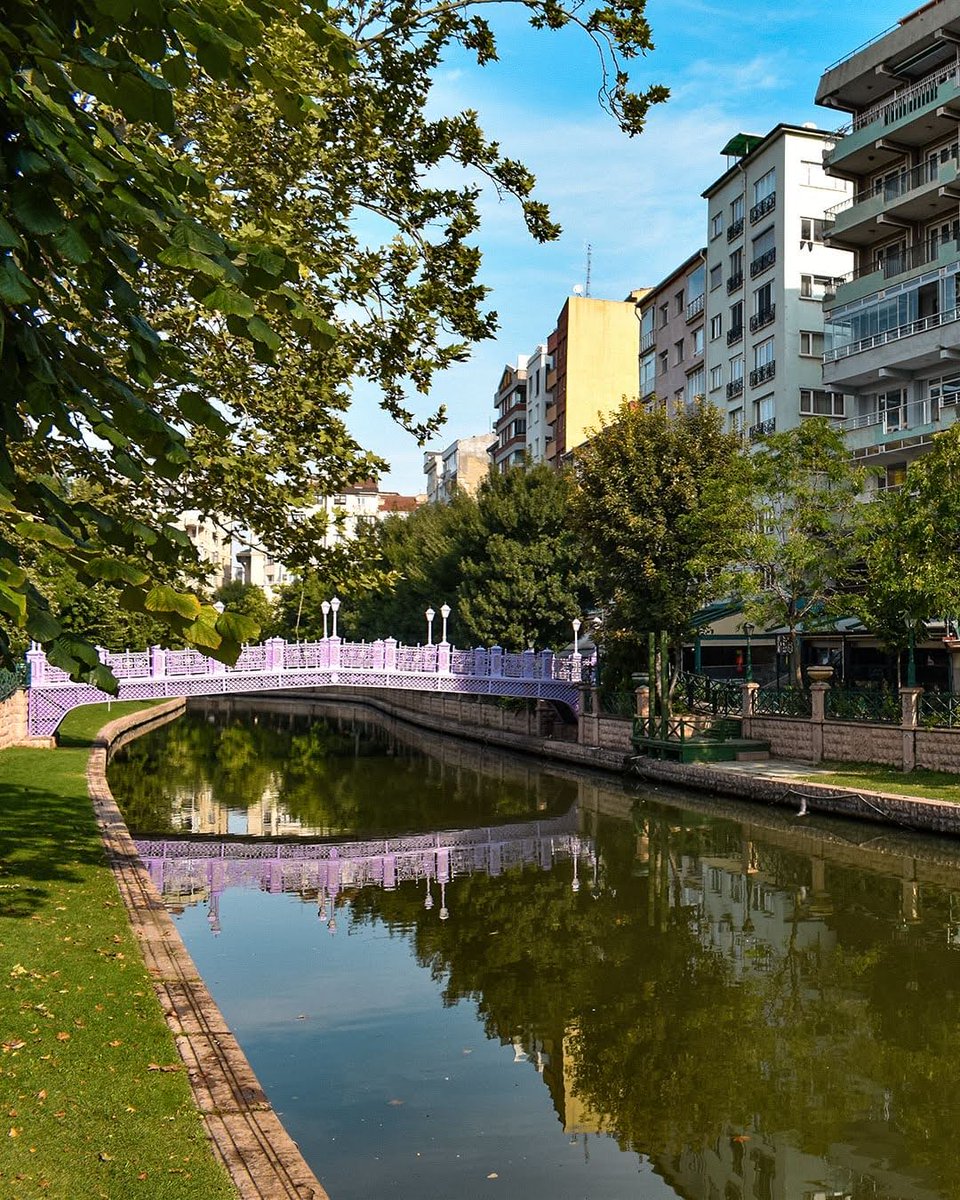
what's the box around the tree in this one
[848,426,960,682]
[213,580,277,639]
[2,0,667,689]
[570,400,752,687]
[731,419,869,686]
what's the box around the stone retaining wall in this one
[0,689,27,749]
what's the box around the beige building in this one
[545,292,647,466]
[423,434,494,502]
[637,249,707,417]
[175,510,233,590]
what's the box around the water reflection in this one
[110,705,960,1200]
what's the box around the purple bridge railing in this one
[26,636,592,738]
[135,809,595,933]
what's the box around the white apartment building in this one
[702,126,854,441]
[522,343,553,462]
[816,0,960,492]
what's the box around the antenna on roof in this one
[585,242,592,297]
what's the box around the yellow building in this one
[545,292,647,466]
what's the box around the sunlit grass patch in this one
[801,761,960,805]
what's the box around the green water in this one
[110,702,960,1200]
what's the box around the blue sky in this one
[352,0,912,493]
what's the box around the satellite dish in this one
[572,284,584,296]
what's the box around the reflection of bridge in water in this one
[136,807,595,932]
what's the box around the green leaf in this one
[181,617,222,649]
[10,184,66,235]
[52,224,93,265]
[84,557,150,585]
[14,521,75,550]
[0,217,24,250]
[0,259,36,305]
[199,285,256,318]
[143,584,202,620]
[26,608,62,643]
[161,54,192,88]
[246,315,281,351]
[216,610,260,643]
[176,390,230,433]
[0,584,28,624]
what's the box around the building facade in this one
[545,292,646,467]
[492,358,529,472]
[175,510,234,590]
[637,249,707,416]
[423,434,494,502]
[817,0,960,491]
[702,127,853,441]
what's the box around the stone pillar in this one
[328,636,342,669]
[741,681,758,737]
[372,639,386,670]
[437,642,451,674]
[384,638,397,671]
[150,645,166,678]
[634,686,649,718]
[489,646,503,677]
[265,637,285,671]
[521,649,536,678]
[540,649,554,680]
[900,685,922,773]
[26,643,46,686]
[809,682,829,764]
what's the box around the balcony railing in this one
[727,217,744,242]
[726,378,744,399]
[749,360,775,387]
[834,398,942,433]
[640,330,655,352]
[726,325,743,347]
[749,305,775,333]
[750,193,776,223]
[824,306,960,363]
[726,271,744,294]
[685,293,705,321]
[834,55,960,138]
[750,248,776,278]
[749,417,776,441]
[826,155,954,221]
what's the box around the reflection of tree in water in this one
[351,804,960,1197]
[109,708,577,836]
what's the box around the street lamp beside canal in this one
[330,596,340,638]
[425,607,435,645]
[743,621,755,683]
[321,600,330,639]
[440,603,451,644]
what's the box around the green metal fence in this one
[825,688,900,725]
[753,686,812,718]
[919,691,960,728]
[678,672,741,718]
[0,662,26,701]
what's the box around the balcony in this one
[749,417,776,441]
[685,293,705,322]
[839,398,954,455]
[828,237,960,308]
[749,360,776,388]
[727,217,744,242]
[823,303,960,391]
[726,378,744,399]
[726,325,743,347]
[545,368,558,391]
[640,329,655,352]
[726,271,743,294]
[824,157,960,248]
[827,56,960,174]
[750,248,776,278]
[749,305,775,334]
[750,193,776,224]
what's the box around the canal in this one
[108,701,960,1200]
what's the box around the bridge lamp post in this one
[440,603,451,644]
[572,617,582,650]
[330,596,341,638]
[321,600,330,639]
[743,621,755,683]
[425,607,435,646]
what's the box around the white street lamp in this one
[572,617,582,651]
[321,600,330,639]
[330,596,341,638]
[440,603,451,644]
[425,606,436,646]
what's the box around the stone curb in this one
[85,699,329,1200]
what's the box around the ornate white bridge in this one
[26,636,590,738]
[136,809,595,932]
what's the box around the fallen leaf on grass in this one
[3,1039,26,1053]
[487,1172,499,1179]
[9,1127,21,1138]
[108,1040,122,1048]
[55,1032,70,1042]
[147,1063,182,1073]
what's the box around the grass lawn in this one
[801,761,960,805]
[0,702,235,1200]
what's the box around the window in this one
[659,303,669,327]
[710,364,724,391]
[685,366,705,405]
[640,307,654,338]
[730,195,744,225]
[687,264,705,299]
[730,300,744,333]
[928,372,960,405]
[799,330,823,356]
[752,227,775,258]
[800,274,836,300]
[710,314,723,340]
[800,389,844,416]
[800,217,827,249]
[730,407,744,433]
[755,393,775,424]
[640,352,656,395]
[658,349,669,375]
[800,159,846,189]
[754,337,774,368]
[730,354,744,382]
[710,264,723,290]
[879,388,907,433]
[754,281,773,314]
[754,168,775,203]
[674,338,684,365]
[729,248,743,276]
[711,211,724,238]
[674,289,685,315]
[693,326,704,355]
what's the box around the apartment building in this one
[423,433,494,502]
[637,249,707,416]
[702,127,853,441]
[492,357,529,472]
[545,292,647,466]
[523,344,553,463]
[816,0,960,491]
[175,510,233,589]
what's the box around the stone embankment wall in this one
[0,690,27,749]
